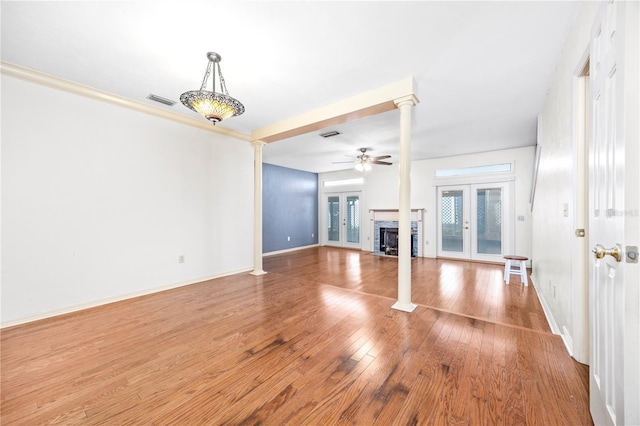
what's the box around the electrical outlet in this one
[287,236,291,241]
[178,255,185,264]
[517,215,525,221]
[425,240,429,245]
[312,233,314,238]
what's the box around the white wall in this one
[532,2,599,357]
[1,75,254,326]
[319,146,535,259]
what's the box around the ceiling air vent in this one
[147,94,176,106]
[319,130,341,138]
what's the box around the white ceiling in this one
[1,1,579,173]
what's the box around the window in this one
[435,163,512,178]
[323,178,364,187]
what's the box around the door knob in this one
[592,244,622,262]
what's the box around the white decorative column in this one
[250,140,267,276]
[392,95,419,312]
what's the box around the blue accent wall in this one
[263,163,318,253]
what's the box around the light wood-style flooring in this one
[1,247,591,424]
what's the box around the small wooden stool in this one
[503,255,528,286]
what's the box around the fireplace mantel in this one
[369,209,425,257]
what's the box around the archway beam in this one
[251,77,417,143]
[250,77,419,285]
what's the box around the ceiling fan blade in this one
[332,160,356,164]
[371,160,392,165]
[371,155,391,160]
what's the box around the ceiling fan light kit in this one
[180,52,245,124]
[333,148,392,172]
[355,160,372,172]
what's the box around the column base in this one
[250,270,267,276]
[391,301,417,313]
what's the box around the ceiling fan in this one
[333,148,392,171]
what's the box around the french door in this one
[325,192,361,249]
[436,182,513,262]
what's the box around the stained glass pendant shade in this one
[180,52,245,124]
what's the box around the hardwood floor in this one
[1,247,591,425]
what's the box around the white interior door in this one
[325,192,361,249]
[588,1,639,424]
[437,183,513,262]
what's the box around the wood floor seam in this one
[263,269,559,338]
[0,247,591,425]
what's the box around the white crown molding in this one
[0,61,251,142]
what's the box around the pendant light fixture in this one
[180,52,245,124]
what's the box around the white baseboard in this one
[1,267,253,329]
[263,244,319,257]
[530,273,562,335]
[530,275,576,357]
[562,326,575,358]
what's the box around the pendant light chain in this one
[199,61,213,91]
[216,61,229,96]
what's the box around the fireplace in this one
[380,227,398,255]
[370,209,424,257]
[379,227,415,257]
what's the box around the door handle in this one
[592,244,622,262]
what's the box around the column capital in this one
[394,94,419,108]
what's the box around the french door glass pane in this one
[441,190,464,252]
[327,196,340,242]
[346,196,360,243]
[476,188,502,254]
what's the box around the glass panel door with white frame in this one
[345,195,360,244]
[325,192,361,249]
[438,187,470,259]
[437,183,513,262]
[475,188,502,255]
[327,195,340,243]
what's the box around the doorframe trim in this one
[569,46,591,365]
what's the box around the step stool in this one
[503,255,528,286]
